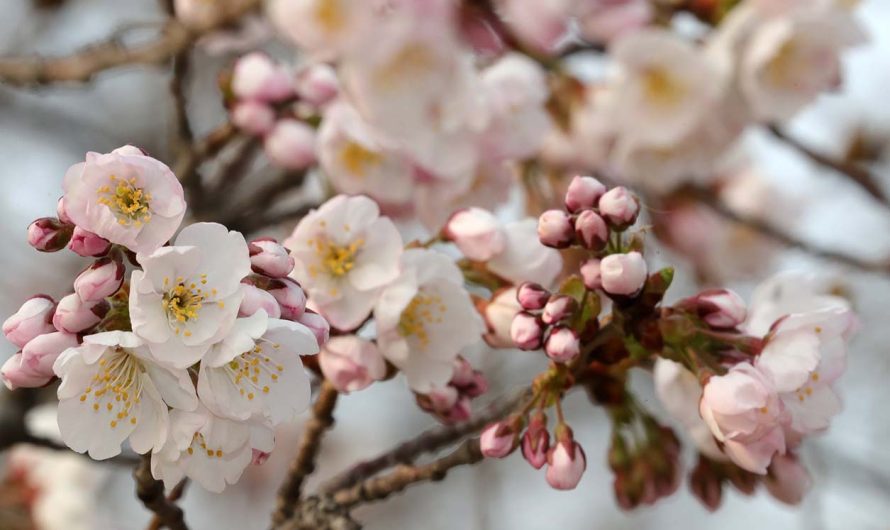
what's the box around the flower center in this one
[308,236,364,279]
[224,342,285,401]
[642,67,685,107]
[398,291,446,350]
[340,142,382,177]
[162,275,211,334]
[186,433,225,458]
[96,175,152,227]
[79,347,144,429]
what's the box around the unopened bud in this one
[19,331,78,383]
[443,208,505,262]
[480,421,519,458]
[28,218,73,252]
[319,335,386,393]
[522,412,550,469]
[546,431,586,490]
[68,227,111,257]
[232,52,294,103]
[295,63,340,107]
[510,312,544,350]
[565,175,606,213]
[56,197,72,224]
[600,252,647,296]
[239,284,282,319]
[264,119,317,170]
[232,101,276,136]
[73,257,125,302]
[52,294,108,334]
[266,277,307,320]
[517,282,550,310]
[249,238,295,278]
[545,326,580,363]
[541,295,577,325]
[574,209,609,250]
[580,259,602,290]
[696,289,747,329]
[537,210,574,248]
[3,296,55,348]
[297,310,329,348]
[598,186,640,228]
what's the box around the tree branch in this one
[691,187,890,274]
[0,0,261,87]
[272,381,340,526]
[321,386,532,494]
[331,437,484,509]
[146,479,189,530]
[133,456,188,530]
[768,125,889,210]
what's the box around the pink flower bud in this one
[297,310,329,347]
[56,196,72,224]
[239,284,282,319]
[443,207,506,261]
[545,326,580,363]
[319,335,386,393]
[537,210,574,248]
[294,63,340,107]
[574,210,609,250]
[522,413,550,469]
[542,295,576,325]
[67,226,112,257]
[450,357,475,387]
[251,449,271,466]
[696,289,747,329]
[546,436,586,490]
[480,421,518,458]
[517,282,550,310]
[20,331,79,382]
[510,312,544,350]
[264,119,317,170]
[28,218,73,252]
[600,252,647,296]
[440,396,472,423]
[266,278,307,320]
[52,294,108,334]
[565,175,606,213]
[232,52,294,103]
[232,101,276,136]
[426,385,459,412]
[3,296,55,348]
[598,186,640,228]
[2,353,51,390]
[450,358,488,398]
[73,257,125,302]
[580,259,602,290]
[764,454,811,506]
[249,238,295,278]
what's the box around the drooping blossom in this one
[285,195,403,330]
[53,331,198,460]
[151,405,274,493]
[3,295,55,348]
[130,222,251,368]
[481,287,522,349]
[62,146,186,255]
[374,249,484,392]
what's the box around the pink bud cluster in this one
[416,357,488,424]
[481,415,586,491]
[240,238,328,346]
[27,198,112,257]
[229,54,339,170]
[510,282,588,363]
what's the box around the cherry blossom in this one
[62,146,186,255]
[130,222,251,368]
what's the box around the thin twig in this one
[169,50,194,155]
[331,438,484,509]
[133,456,188,530]
[321,386,532,494]
[0,0,261,87]
[146,479,189,530]
[174,122,239,191]
[229,202,318,234]
[272,381,340,526]
[768,125,889,210]
[691,187,890,274]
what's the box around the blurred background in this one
[1,0,890,528]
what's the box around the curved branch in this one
[133,456,188,530]
[0,0,260,87]
[272,381,340,526]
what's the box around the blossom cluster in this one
[3,146,322,492]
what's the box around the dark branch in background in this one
[331,437,484,508]
[321,387,532,494]
[133,456,188,530]
[203,137,262,207]
[272,381,340,526]
[229,203,318,235]
[221,169,309,231]
[0,0,261,87]
[174,123,239,198]
[690,187,890,274]
[768,125,890,210]
[169,50,194,157]
[146,479,189,530]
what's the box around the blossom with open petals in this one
[62,146,186,254]
[197,312,316,425]
[285,195,403,330]
[53,331,197,460]
[130,223,251,368]
[374,249,484,392]
[151,405,273,493]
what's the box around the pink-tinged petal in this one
[722,426,785,475]
[757,329,820,393]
